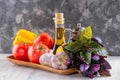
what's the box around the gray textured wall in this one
[0,0,120,55]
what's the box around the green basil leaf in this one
[97,47,109,56]
[85,52,92,64]
[88,48,102,54]
[80,26,92,44]
[90,41,102,49]
[63,40,82,53]
[80,51,92,64]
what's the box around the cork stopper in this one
[55,13,64,20]
[54,13,64,24]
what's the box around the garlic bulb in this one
[51,52,70,70]
[39,52,53,67]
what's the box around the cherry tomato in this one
[12,44,29,61]
[33,32,54,49]
[28,43,50,64]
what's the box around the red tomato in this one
[28,43,50,64]
[33,32,54,49]
[12,44,29,61]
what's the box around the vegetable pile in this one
[63,26,112,78]
[12,27,112,78]
[12,30,53,64]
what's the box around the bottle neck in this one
[54,20,65,29]
[54,21,64,25]
[53,17,65,26]
[55,24,65,28]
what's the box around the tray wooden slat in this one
[7,55,77,75]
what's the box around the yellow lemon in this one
[56,44,65,54]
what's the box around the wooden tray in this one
[7,55,77,75]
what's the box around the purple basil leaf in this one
[100,56,107,59]
[92,54,100,61]
[82,70,94,78]
[80,64,90,72]
[91,37,98,42]
[91,64,100,73]
[91,37,103,47]
[99,69,111,76]
[70,37,76,42]
[79,57,84,61]
[94,36,102,44]
[88,74,94,78]
[94,72,100,77]
[100,58,112,69]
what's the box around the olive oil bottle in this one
[53,13,65,54]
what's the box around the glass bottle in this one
[53,13,65,54]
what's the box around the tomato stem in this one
[38,45,43,50]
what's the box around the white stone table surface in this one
[0,54,120,80]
